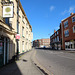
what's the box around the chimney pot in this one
[70,13,74,15]
[54,30,56,33]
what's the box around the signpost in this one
[2,2,14,18]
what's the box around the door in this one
[0,37,4,67]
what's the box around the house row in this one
[50,13,75,50]
[33,38,50,48]
[0,0,33,67]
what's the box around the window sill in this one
[65,35,69,37]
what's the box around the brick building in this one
[50,13,75,50]
[50,28,62,50]
[33,40,39,47]
[61,13,75,50]
[33,38,50,48]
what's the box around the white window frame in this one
[72,16,75,23]
[64,20,68,28]
[57,36,59,41]
[73,25,75,33]
[64,29,69,37]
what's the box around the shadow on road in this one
[35,48,60,51]
[35,48,75,53]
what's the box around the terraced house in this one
[50,29,62,50]
[0,0,33,67]
[61,13,75,50]
[50,13,75,50]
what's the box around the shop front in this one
[54,42,61,50]
[0,37,9,67]
[65,40,75,50]
[0,37,4,67]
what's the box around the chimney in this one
[70,12,74,15]
[54,30,56,33]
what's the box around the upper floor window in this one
[53,34,54,37]
[64,30,69,37]
[55,38,57,42]
[5,18,10,26]
[64,20,68,28]
[22,27,24,37]
[73,26,75,33]
[26,31,28,34]
[72,16,75,22]
[26,23,28,29]
[55,33,56,36]
[57,36,59,41]
[53,39,54,42]
[17,23,19,34]
[22,16,25,24]
[57,31,58,35]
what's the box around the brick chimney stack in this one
[54,30,56,33]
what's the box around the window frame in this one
[72,16,75,23]
[64,29,69,37]
[22,27,24,37]
[64,20,68,28]
[73,25,75,33]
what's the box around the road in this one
[35,49,75,75]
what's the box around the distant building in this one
[33,38,50,48]
[50,13,75,50]
[50,28,62,50]
[33,40,39,47]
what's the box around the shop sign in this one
[3,3,14,18]
[16,34,20,39]
[70,40,74,42]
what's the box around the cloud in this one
[50,6,55,11]
[61,10,68,15]
[69,7,75,13]
[61,6,75,15]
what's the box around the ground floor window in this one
[65,40,75,50]
[22,41,24,52]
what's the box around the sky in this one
[20,0,75,41]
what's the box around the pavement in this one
[0,50,44,75]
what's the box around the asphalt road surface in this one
[35,49,75,75]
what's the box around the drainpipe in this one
[16,0,20,60]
